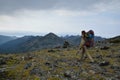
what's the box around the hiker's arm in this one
[79,43,84,50]
[79,35,86,50]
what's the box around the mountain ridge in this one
[0,33,106,53]
[0,33,64,53]
[0,35,17,45]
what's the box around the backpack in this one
[85,30,94,47]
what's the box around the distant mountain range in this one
[0,35,17,45]
[0,33,105,53]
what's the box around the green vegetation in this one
[0,42,120,80]
[108,36,120,43]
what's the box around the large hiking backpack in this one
[85,30,94,47]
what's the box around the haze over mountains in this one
[0,33,105,53]
[0,35,17,45]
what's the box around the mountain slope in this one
[107,35,120,43]
[0,33,65,53]
[21,33,65,51]
[0,35,16,45]
[63,35,80,46]
[0,36,35,53]
[0,33,105,53]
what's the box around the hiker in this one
[78,30,94,63]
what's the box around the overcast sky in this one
[0,0,120,38]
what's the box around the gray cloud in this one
[0,0,57,14]
[0,0,120,15]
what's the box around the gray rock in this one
[111,65,120,70]
[48,49,56,52]
[89,70,96,74]
[45,62,51,66]
[99,61,110,66]
[24,62,32,69]
[64,71,72,78]
[30,67,43,76]
[0,58,6,65]
[105,55,112,58]
[100,46,110,50]
[96,55,103,59]
[30,67,48,78]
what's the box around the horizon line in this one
[0,31,118,38]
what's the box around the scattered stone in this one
[0,41,120,80]
[24,55,34,60]
[106,55,112,58]
[0,68,6,72]
[0,70,8,79]
[45,62,51,66]
[64,71,72,78]
[89,70,96,74]
[99,61,110,66]
[111,66,120,70]
[21,56,25,61]
[114,54,120,58]
[115,75,120,79]
[24,62,32,69]
[30,68,41,75]
[48,49,56,52]
[28,55,33,60]
[96,55,102,59]
[91,64,105,74]
[81,71,88,75]
[30,67,48,79]
[0,58,6,65]
[100,46,110,50]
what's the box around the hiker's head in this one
[81,30,86,35]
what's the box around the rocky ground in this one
[0,43,120,80]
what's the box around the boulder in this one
[99,61,110,66]
[24,63,32,69]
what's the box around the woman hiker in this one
[78,30,94,63]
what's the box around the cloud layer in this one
[0,0,120,37]
[0,0,120,14]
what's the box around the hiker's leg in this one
[82,47,87,60]
[83,52,87,60]
[84,46,94,62]
[76,48,82,55]
[80,47,85,60]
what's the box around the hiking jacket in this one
[80,35,86,49]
